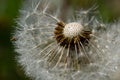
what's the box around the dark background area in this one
[0,0,120,80]
[0,0,30,80]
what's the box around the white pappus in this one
[13,0,120,80]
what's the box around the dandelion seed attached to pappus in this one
[12,0,120,80]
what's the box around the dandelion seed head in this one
[63,22,83,38]
[13,0,120,80]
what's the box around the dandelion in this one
[13,0,120,80]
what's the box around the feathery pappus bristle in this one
[13,0,120,80]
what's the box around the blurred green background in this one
[0,0,30,80]
[0,0,120,80]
